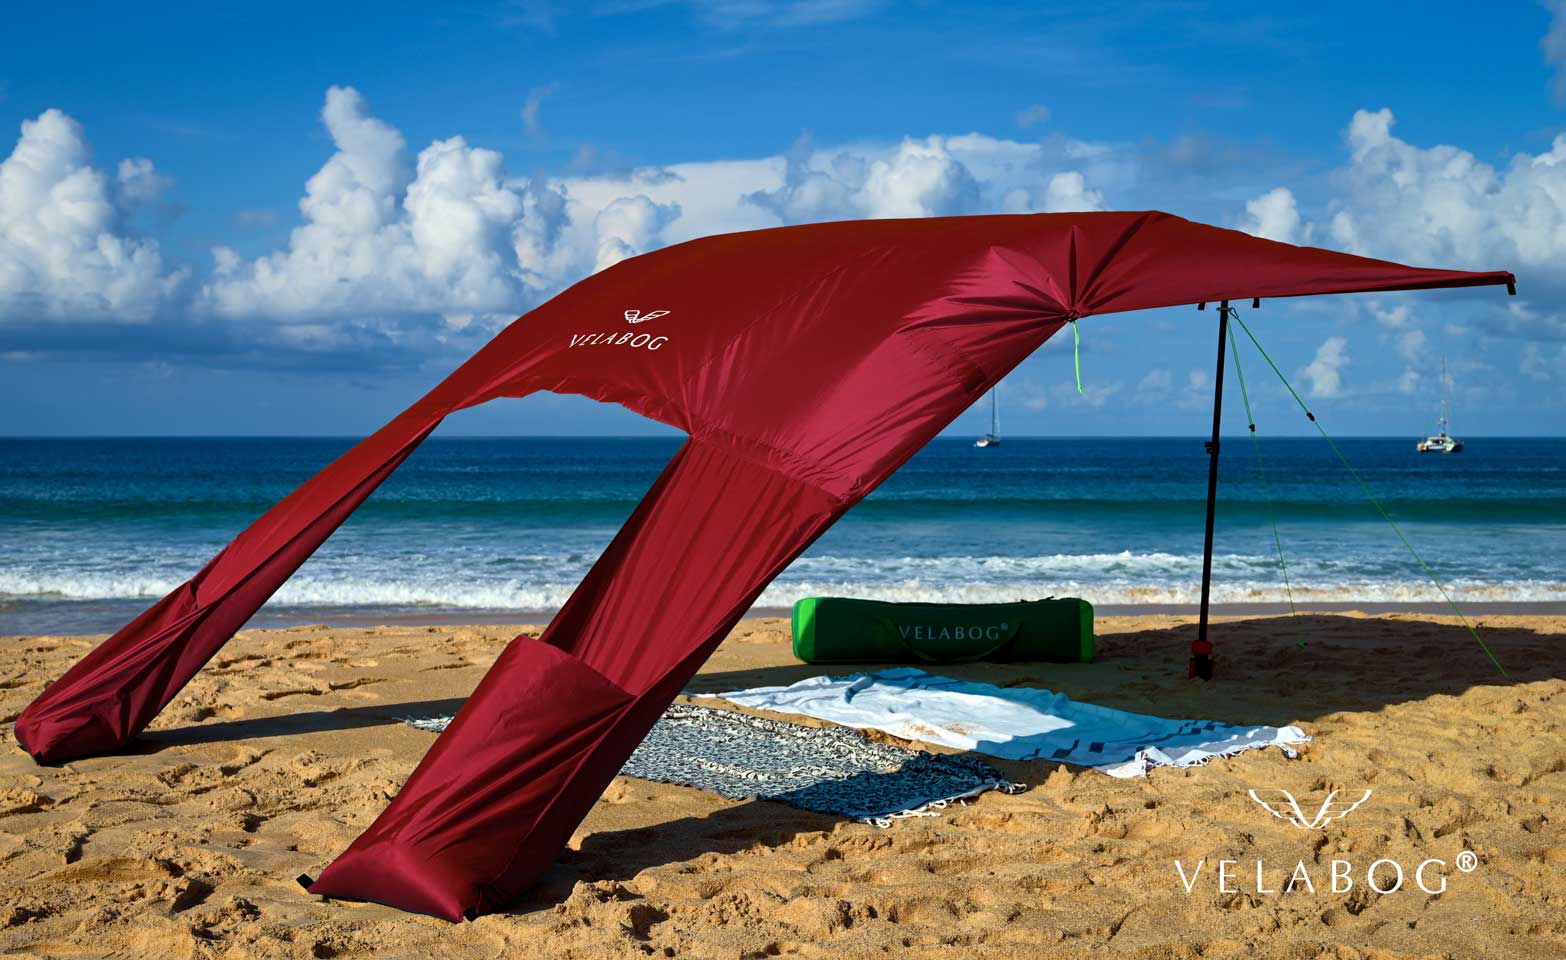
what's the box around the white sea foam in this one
[3,554,1563,611]
[0,570,187,601]
[0,569,578,611]
[756,578,1566,607]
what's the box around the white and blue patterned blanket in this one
[718,668,1311,778]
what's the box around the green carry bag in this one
[791,596,1094,664]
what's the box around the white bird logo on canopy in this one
[1248,788,1374,829]
[624,309,669,324]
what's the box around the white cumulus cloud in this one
[0,109,184,325]
[747,135,986,222]
[1239,186,1306,244]
[1300,336,1350,398]
[1327,108,1566,279]
[115,157,173,207]
[2,85,1129,361]
[593,195,682,272]
[743,132,1116,226]
[201,86,566,336]
[1371,303,1414,329]
[859,137,982,218]
[189,95,1121,353]
[1043,171,1103,213]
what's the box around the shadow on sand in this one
[131,614,1563,909]
[129,697,473,753]
[140,615,1561,750]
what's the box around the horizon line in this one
[3,433,1563,441]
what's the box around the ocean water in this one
[1,436,1562,636]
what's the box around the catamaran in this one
[1416,357,1463,454]
[975,387,1001,448]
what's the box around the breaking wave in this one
[5,551,1563,613]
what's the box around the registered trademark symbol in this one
[1455,850,1478,873]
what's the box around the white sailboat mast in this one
[1440,356,1450,433]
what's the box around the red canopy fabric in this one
[15,212,1512,920]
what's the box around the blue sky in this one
[2,1,1564,436]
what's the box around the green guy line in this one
[1071,319,1084,394]
[1223,308,1305,648]
[1228,309,1507,678]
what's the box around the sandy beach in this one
[3,612,1563,959]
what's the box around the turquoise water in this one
[1,436,1562,635]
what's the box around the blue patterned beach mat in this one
[407,703,1020,825]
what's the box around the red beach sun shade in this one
[14,212,1513,920]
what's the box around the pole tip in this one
[1507,281,1517,296]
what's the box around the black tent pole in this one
[1192,300,1228,680]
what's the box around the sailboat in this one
[1416,357,1463,453]
[975,387,1001,448]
